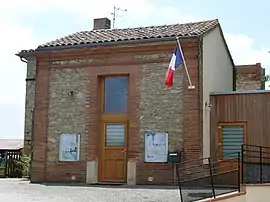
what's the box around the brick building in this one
[17,18,265,185]
[235,63,265,91]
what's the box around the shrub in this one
[14,154,31,177]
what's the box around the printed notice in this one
[144,132,168,162]
[59,133,80,162]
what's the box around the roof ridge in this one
[81,18,219,33]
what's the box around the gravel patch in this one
[0,179,235,202]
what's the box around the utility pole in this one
[111,5,127,29]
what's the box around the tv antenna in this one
[111,5,127,29]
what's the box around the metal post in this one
[260,146,262,183]
[237,152,241,192]
[208,157,216,198]
[241,144,244,184]
[175,163,184,202]
[4,151,7,178]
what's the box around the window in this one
[104,76,128,113]
[105,124,125,146]
[221,125,244,159]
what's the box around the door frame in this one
[217,122,247,159]
[98,75,129,183]
[217,122,247,181]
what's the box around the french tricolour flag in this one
[165,43,184,87]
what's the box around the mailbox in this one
[167,151,181,164]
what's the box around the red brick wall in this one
[183,43,201,161]
[236,63,265,91]
[31,59,50,182]
[30,39,202,184]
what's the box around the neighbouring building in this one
[17,17,266,185]
[0,139,23,178]
[236,63,265,91]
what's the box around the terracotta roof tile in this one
[19,19,219,54]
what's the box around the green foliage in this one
[262,75,270,83]
[0,161,4,170]
[14,154,31,177]
[261,75,270,88]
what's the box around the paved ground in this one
[0,179,235,202]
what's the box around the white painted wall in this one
[202,26,234,159]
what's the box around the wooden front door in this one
[99,76,129,183]
[101,122,127,182]
[217,123,246,182]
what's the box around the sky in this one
[1,0,270,139]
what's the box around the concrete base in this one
[86,161,98,184]
[127,161,136,185]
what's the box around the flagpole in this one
[176,37,195,89]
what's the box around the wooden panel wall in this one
[210,92,270,156]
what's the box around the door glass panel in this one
[222,125,244,159]
[105,124,125,146]
[104,76,128,113]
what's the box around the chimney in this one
[93,18,111,30]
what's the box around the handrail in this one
[175,153,241,202]
[243,144,270,149]
[175,144,270,201]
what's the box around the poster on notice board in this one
[59,133,80,162]
[144,131,168,163]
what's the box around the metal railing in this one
[174,144,270,201]
[175,152,241,202]
[242,144,270,184]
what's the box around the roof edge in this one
[210,90,270,96]
[17,35,200,58]
[235,63,262,68]
[216,23,235,68]
[200,19,235,68]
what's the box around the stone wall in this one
[45,68,89,181]
[236,63,265,91]
[135,42,200,184]
[23,57,36,155]
[137,60,183,183]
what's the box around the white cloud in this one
[225,34,270,88]
[1,0,155,22]
[0,18,38,139]
[225,34,270,72]
[0,0,269,139]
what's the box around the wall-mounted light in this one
[205,102,212,108]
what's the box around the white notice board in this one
[144,132,168,163]
[59,133,80,162]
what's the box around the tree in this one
[262,75,270,87]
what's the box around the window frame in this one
[105,123,126,147]
[218,122,247,159]
[100,75,129,114]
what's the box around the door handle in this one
[123,149,127,153]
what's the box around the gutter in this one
[15,53,28,63]
[17,35,200,58]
